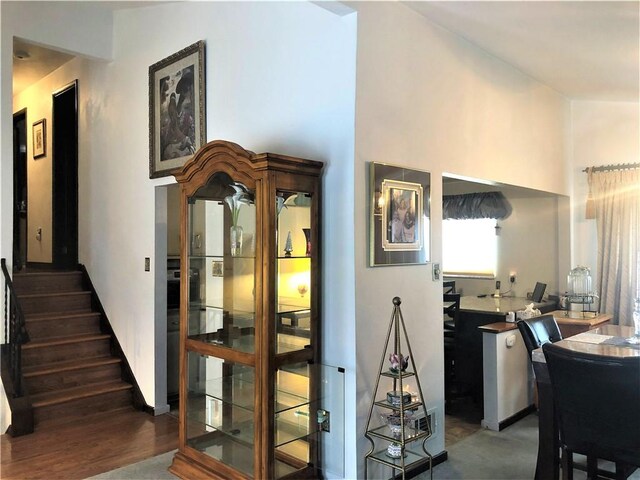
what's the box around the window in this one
[442,218,496,277]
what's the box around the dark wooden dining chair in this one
[542,343,640,480]
[443,280,456,295]
[443,292,460,334]
[517,314,562,360]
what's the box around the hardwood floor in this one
[1,407,178,479]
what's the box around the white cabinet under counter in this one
[479,322,534,432]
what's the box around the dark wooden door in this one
[13,109,27,270]
[52,81,78,269]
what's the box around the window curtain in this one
[588,168,640,326]
[443,191,512,220]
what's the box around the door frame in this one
[52,80,79,268]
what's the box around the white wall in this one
[569,100,639,287]
[352,3,569,476]
[13,59,85,263]
[1,0,114,263]
[89,0,357,412]
[1,1,357,440]
[1,0,113,300]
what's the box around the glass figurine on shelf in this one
[388,353,409,373]
[284,231,293,258]
[379,411,414,458]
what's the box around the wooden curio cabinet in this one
[169,140,324,479]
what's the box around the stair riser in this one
[20,293,92,316]
[13,273,84,295]
[34,389,132,428]
[23,339,111,367]
[26,363,121,395]
[26,315,101,340]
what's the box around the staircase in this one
[12,270,134,430]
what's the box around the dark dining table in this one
[531,324,640,480]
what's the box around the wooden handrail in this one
[1,258,30,397]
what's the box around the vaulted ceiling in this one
[13,1,640,101]
[404,1,639,101]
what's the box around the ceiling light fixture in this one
[14,50,31,60]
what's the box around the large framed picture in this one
[370,162,431,266]
[33,118,46,159]
[149,41,206,179]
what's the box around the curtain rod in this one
[583,162,640,173]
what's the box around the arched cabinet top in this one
[173,139,324,196]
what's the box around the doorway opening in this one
[13,109,28,271]
[166,184,181,412]
[52,81,78,269]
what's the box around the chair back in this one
[443,280,456,294]
[517,314,562,359]
[542,343,640,466]
[443,293,460,321]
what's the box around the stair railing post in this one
[3,279,7,345]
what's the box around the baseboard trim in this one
[153,404,171,415]
[142,404,155,415]
[499,404,536,431]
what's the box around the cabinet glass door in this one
[275,192,312,354]
[186,352,255,476]
[187,173,257,353]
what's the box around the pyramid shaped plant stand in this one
[364,297,433,480]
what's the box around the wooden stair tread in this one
[23,333,111,349]
[13,270,81,277]
[23,356,120,377]
[25,311,100,322]
[17,291,91,299]
[31,380,133,408]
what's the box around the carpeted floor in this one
[87,413,640,480]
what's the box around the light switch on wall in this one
[144,257,150,272]
[432,263,440,280]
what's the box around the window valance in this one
[443,191,512,220]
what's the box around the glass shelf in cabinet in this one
[188,254,255,260]
[277,255,312,260]
[190,376,310,414]
[187,434,253,478]
[189,303,255,316]
[186,395,254,446]
[188,331,308,355]
[188,331,256,353]
[275,392,310,415]
[275,405,316,448]
[276,334,311,353]
[277,304,310,315]
[190,375,255,412]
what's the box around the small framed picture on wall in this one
[33,118,46,159]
